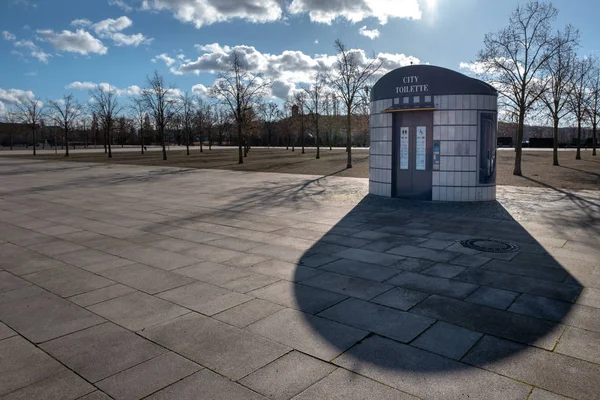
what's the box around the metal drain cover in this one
[460,238,519,253]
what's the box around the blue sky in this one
[0,0,598,114]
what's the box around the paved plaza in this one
[0,157,599,400]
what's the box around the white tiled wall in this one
[369,94,497,202]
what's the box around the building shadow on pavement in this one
[290,195,584,384]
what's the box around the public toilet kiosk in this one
[369,65,498,201]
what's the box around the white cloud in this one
[191,83,210,97]
[459,61,488,75]
[37,29,108,55]
[141,0,282,28]
[24,71,37,76]
[108,0,133,12]
[0,101,5,118]
[2,31,16,41]
[66,81,143,96]
[0,88,35,105]
[13,39,52,63]
[71,19,92,27]
[314,39,319,44]
[288,0,421,25]
[171,43,420,99]
[91,16,152,47]
[359,26,380,39]
[152,53,176,66]
[31,49,51,63]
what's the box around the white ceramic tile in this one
[448,95,457,109]
[462,95,471,110]
[469,157,477,171]
[447,187,455,201]
[462,157,470,171]
[477,95,485,110]
[448,111,456,125]
[394,98,399,105]
[433,125,441,140]
[439,186,447,201]
[469,141,476,156]
[434,111,441,126]
[447,172,455,186]
[433,171,440,185]
[432,186,440,201]
[440,95,449,109]
[448,126,456,140]
[440,156,447,171]
[468,187,476,201]
[441,111,449,125]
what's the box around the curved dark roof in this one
[370,64,497,102]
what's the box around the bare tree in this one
[538,25,579,166]
[142,71,179,161]
[260,102,280,148]
[477,1,565,175]
[304,71,326,159]
[569,55,594,160]
[330,39,382,168]
[130,98,147,154]
[89,85,122,158]
[179,91,196,156]
[14,97,45,155]
[209,50,270,164]
[48,94,82,157]
[79,114,90,148]
[588,62,600,156]
[3,110,20,150]
[294,91,307,155]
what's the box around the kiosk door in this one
[394,111,433,200]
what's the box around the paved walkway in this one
[0,158,599,400]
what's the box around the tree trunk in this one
[286,132,290,150]
[301,120,305,154]
[552,118,559,166]
[9,132,13,150]
[104,130,107,153]
[141,128,145,155]
[65,129,69,157]
[161,127,167,160]
[576,119,582,160]
[186,129,190,156]
[32,127,36,156]
[316,115,320,160]
[107,130,113,158]
[593,124,597,156]
[513,108,524,176]
[346,108,352,168]
[237,120,243,164]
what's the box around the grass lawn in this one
[3,146,599,190]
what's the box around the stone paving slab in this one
[0,159,599,399]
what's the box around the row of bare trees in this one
[477,0,599,174]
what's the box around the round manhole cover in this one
[460,238,519,253]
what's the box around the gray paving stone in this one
[68,284,137,307]
[463,335,600,400]
[118,246,202,271]
[174,261,252,285]
[88,291,189,331]
[455,269,581,302]
[299,253,339,268]
[158,281,253,315]
[1,370,95,400]
[222,253,271,268]
[386,272,478,299]
[360,240,401,252]
[528,388,573,400]
[213,298,284,328]
[555,326,600,365]
[240,351,336,400]
[509,294,600,332]
[96,352,202,400]
[320,258,400,282]
[27,240,88,256]
[78,257,137,273]
[387,245,460,263]
[77,391,112,400]
[51,248,127,269]
[249,280,346,314]
[41,322,166,383]
[418,239,454,250]
[387,257,436,272]
[449,254,492,267]
[0,321,16,340]
[247,308,367,361]
[334,335,531,400]
[320,234,371,248]
[421,263,466,278]
[334,247,405,267]
[22,266,115,297]
[220,272,280,293]
[291,368,418,400]
[482,259,568,282]
[305,242,350,256]
[146,369,267,400]
[465,286,518,310]
[371,287,430,311]
[0,291,105,343]
[141,313,290,380]
[411,295,563,350]
[302,270,393,300]
[250,259,322,282]
[411,321,483,360]
[318,298,434,343]
[576,287,600,309]
[0,254,66,276]
[100,263,195,294]
[0,336,66,396]
[248,244,305,263]
[0,271,31,292]
[0,285,46,305]
[206,236,265,252]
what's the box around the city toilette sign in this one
[395,76,429,94]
